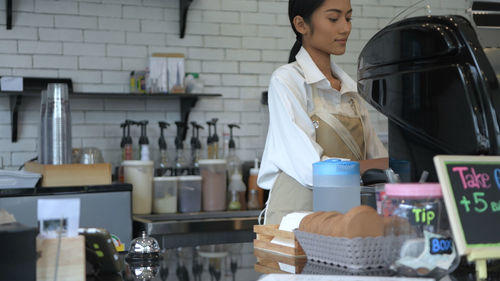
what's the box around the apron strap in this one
[349,97,367,159]
[315,111,364,160]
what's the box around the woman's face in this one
[301,0,352,55]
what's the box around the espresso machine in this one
[357,1,500,181]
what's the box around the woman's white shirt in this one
[257,47,388,190]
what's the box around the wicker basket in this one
[294,229,393,272]
[301,260,393,276]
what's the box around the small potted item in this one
[125,231,162,281]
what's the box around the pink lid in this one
[385,183,442,198]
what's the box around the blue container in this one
[313,159,360,213]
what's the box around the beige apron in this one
[263,87,367,225]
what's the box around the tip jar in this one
[381,183,460,279]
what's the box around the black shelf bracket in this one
[179,96,199,141]
[179,0,193,38]
[5,77,73,143]
[10,94,22,142]
[6,0,12,30]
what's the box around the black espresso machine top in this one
[357,15,500,181]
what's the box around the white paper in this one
[167,56,184,92]
[149,57,168,92]
[37,198,80,238]
[271,212,312,248]
[0,76,23,91]
[279,212,312,232]
[278,262,297,274]
[396,231,457,272]
[270,237,295,248]
[258,274,434,281]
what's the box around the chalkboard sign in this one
[434,155,500,257]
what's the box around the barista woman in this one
[258,0,388,224]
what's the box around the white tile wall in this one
[0,0,468,173]
[0,3,468,275]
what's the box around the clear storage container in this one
[153,176,178,214]
[382,183,460,279]
[313,159,360,213]
[199,159,227,211]
[123,160,154,214]
[178,175,202,213]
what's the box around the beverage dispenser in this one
[357,14,500,181]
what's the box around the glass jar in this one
[382,183,460,279]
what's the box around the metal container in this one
[125,231,162,281]
[43,83,72,165]
[38,90,47,164]
[126,231,161,260]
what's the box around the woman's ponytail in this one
[288,0,325,63]
[288,39,302,63]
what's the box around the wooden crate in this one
[25,162,112,187]
[253,224,305,257]
[254,262,288,274]
[37,236,85,281]
[254,248,307,274]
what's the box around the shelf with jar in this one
[0,77,221,143]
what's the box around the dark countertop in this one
[86,253,500,281]
[133,210,260,248]
[253,248,500,281]
[0,183,132,197]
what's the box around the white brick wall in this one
[0,0,467,187]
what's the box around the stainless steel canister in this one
[43,83,72,165]
[38,90,47,164]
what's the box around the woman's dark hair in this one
[288,0,326,63]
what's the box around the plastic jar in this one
[122,160,154,214]
[382,183,460,279]
[153,177,178,214]
[199,159,227,211]
[178,175,202,213]
[312,159,360,213]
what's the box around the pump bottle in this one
[190,122,203,174]
[248,158,263,209]
[120,122,127,161]
[123,120,134,160]
[190,121,198,167]
[228,171,247,210]
[158,121,170,173]
[138,120,150,161]
[174,121,187,175]
[118,122,127,182]
[206,121,214,159]
[211,118,220,159]
[226,124,241,180]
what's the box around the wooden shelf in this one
[3,91,220,99]
[3,91,221,143]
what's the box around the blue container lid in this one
[313,159,360,176]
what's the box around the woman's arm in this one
[260,73,324,188]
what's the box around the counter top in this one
[253,248,500,281]
[133,210,260,248]
[0,183,132,197]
